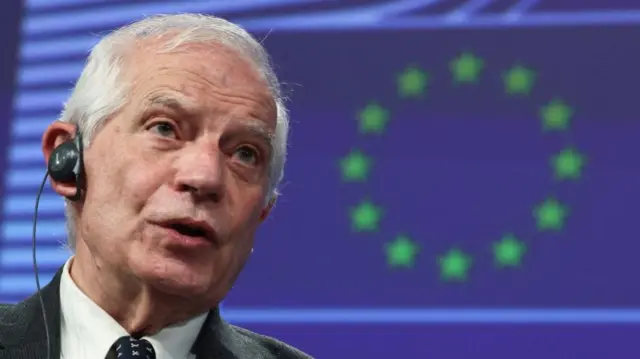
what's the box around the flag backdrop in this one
[1,1,640,357]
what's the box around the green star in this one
[540,99,573,131]
[551,147,586,180]
[503,65,536,95]
[350,200,383,232]
[438,248,472,282]
[358,102,389,134]
[493,233,526,267]
[339,150,372,182]
[450,52,484,84]
[397,65,428,98]
[533,197,569,231]
[385,234,419,268]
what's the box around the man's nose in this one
[172,147,225,202]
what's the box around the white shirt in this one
[59,257,208,359]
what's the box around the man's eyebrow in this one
[239,119,275,147]
[145,94,199,115]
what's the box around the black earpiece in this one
[36,125,84,359]
[47,125,84,201]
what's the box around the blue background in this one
[2,0,640,357]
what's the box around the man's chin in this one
[136,262,214,298]
[149,274,214,299]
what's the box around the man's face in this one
[76,41,276,303]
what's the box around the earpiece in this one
[47,125,84,201]
[35,125,85,359]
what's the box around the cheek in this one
[234,191,265,224]
[85,149,163,218]
[125,166,163,205]
[229,198,264,250]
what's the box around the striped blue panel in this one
[23,0,320,35]
[12,117,54,139]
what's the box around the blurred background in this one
[1,0,640,358]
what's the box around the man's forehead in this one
[125,40,278,130]
[135,37,258,78]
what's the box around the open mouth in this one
[154,218,215,246]
[168,223,207,238]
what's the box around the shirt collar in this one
[59,257,208,358]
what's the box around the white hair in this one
[58,14,289,250]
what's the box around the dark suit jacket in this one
[0,267,312,359]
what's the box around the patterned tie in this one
[106,336,156,359]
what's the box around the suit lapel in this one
[0,267,64,359]
[191,308,251,359]
[192,308,275,359]
[191,308,229,359]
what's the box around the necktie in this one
[106,336,156,359]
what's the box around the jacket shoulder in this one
[0,300,34,347]
[0,304,14,314]
[228,324,314,359]
[0,302,25,323]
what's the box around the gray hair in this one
[58,14,289,250]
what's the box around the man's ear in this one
[42,121,80,198]
[259,198,276,222]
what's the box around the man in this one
[0,13,311,359]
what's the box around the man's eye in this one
[234,146,259,166]
[149,121,177,138]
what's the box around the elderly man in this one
[0,13,311,359]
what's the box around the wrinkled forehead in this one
[122,36,277,121]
